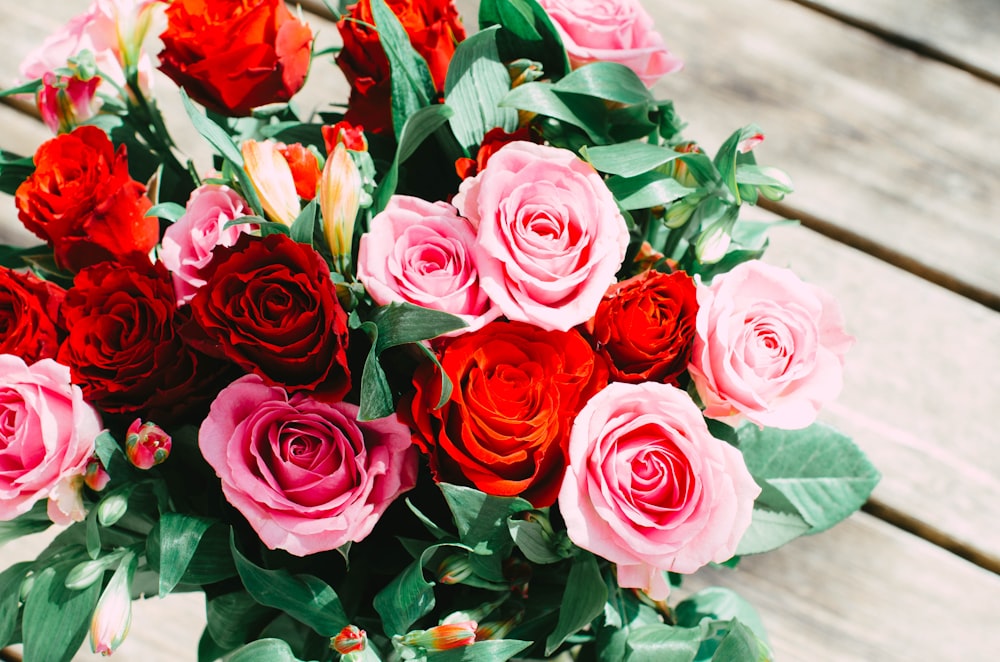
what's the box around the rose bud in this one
[400,621,478,651]
[125,419,171,470]
[84,456,111,491]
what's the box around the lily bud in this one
[694,221,734,265]
[90,553,136,656]
[241,139,301,226]
[37,72,100,134]
[320,142,362,276]
[125,419,171,470]
[84,456,111,491]
[436,554,474,585]
[400,621,478,651]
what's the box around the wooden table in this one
[1,0,998,660]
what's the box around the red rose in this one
[584,269,698,385]
[15,126,155,272]
[403,320,607,507]
[0,266,65,363]
[337,0,466,134]
[158,0,313,116]
[454,126,536,180]
[57,256,213,417]
[184,233,351,398]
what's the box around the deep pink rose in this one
[537,0,682,87]
[160,184,253,306]
[199,375,418,556]
[688,260,853,430]
[357,195,500,334]
[0,356,102,525]
[558,381,759,600]
[453,142,629,332]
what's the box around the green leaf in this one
[0,501,51,547]
[22,564,102,662]
[544,552,607,655]
[597,578,663,662]
[225,638,309,662]
[735,508,810,555]
[501,83,605,143]
[711,620,771,662]
[153,513,214,596]
[444,26,519,152]
[606,172,696,210]
[358,302,466,421]
[146,201,187,222]
[552,62,652,105]
[374,103,454,214]
[738,423,881,534]
[231,541,348,637]
[428,639,532,661]
[290,197,319,247]
[146,521,236,587]
[370,0,436,141]
[93,430,120,470]
[205,591,275,652]
[0,244,49,271]
[0,78,42,98]
[0,151,35,196]
[85,507,101,560]
[479,0,569,80]
[0,562,31,647]
[675,588,769,649]
[581,143,683,178]
[507,518,563,565]
[439,484,532,582]
[713,125,763,205]
[623,623,702,662]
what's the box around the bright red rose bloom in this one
[184,233,351,398]
[337,0,466,134]
[404,320,607,507]
[584,269,698,385]
[158,0,313,116]
[0,266,65,363]
[15,126,155,272]
[57,256,211,417]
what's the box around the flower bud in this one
[84,457,111,491]
[323,121,367,154]
[399,621,478,651]
[90,553,136,656]
[694,221,733,265]
[242,139,301,226]
[37,72,100,134]
[320,142,362,276]
[436,554,474,585]
[475,613,522,641]
[125,419,171,470]
[669,142,704,188]
[276,142,320,200]
[332,625,366,655]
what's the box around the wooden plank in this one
[762,219,1000,569]
[795,0,1000,83]
[645,0,1000,307]
[680,512,1000,661]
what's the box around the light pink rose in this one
[558,381,759,600]
[538,0,682,87]
[688,260,854,430]
[357,195,501,334]
[199,374,418,556]
[0,355,102,525]
[160,184,253,305]
[453,141,629,332]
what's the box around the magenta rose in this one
[199,374,418,556]
[558,381,759,600]
[0,355,102,525]
[688,260,854,430]
[453,142,629,332]
[160,184,254,306]
[537,0,682,87]
[357,195,500,334]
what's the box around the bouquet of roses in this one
[0,0,880,660]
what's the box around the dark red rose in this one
[15,126,155,272]
[0,266,65,363]
[184,233,351,398]
[57,255,212,417]
[402,320,607,507]
[584,269,698,385]
[158,0,313,116]
[455,126,536,179]
[337,0,466,134]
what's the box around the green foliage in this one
[439,484,532,582]
[0,150,34,196]
[624,623,702,662]
[21,562,102,662]
[444,26,520,152]
[0,501,52,547]
[544,552,607,655]
[479,0,569,80]
[739,423,881,538]
[373,104,455,214]
[427,639,532,661]
[225,638,312,662]
[0,562,31,647]
[149,513,215,596]
[675,588,769,649]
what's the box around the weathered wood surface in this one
[1,0,998,660]
[797,0,1000,83]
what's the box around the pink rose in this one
[537,0,682,87]
[199,375,418,556]
[453,142,629,332]
[357,195,501,334]
[688,260,854,430]
[0,355,102,525]
[558,381,759,600]
[160,184,253,306]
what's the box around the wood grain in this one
[790,0,1000,84]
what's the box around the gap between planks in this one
[782,0,1000,87]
